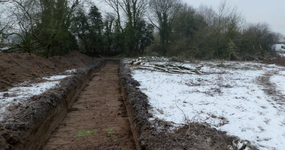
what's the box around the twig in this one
[174,97,189,123]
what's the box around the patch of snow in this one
[278,71,285,76]
[0,47,9,51]
[65,69,77,73]
[43,75,70,81]
[131,60,285,150]
[278,53,285,57]
[0,75,70,121]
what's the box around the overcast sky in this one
[183,0,285,36]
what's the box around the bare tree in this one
[103,0,148,30]
[217,1,243,34]
[103,0,123,30]
[149,0,181,54]
[196,5,218,29]
[103,0,150,55]
[0,0,40,51]
[1,0,80,55]
[120,0,148,26]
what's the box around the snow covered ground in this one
[131,59,285,150]
[278,53,285,57]
[0,70,76,121]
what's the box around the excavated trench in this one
[0,60,142,150]
[2,58,267,150]
[41,61,137,150]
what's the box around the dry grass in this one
[140,119,258,150]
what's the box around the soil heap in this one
[0,51,95,92]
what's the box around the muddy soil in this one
[0,51,95,91]
[41,62,135,150]
[257,71,285,109]
[263,56,285,67]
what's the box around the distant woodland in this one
[0,0,283,60]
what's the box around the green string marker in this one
[108,128,114,134]
[103,128,115,134]
[78,130,85,136]
[78,129,113,136]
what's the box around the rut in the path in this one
[258,71,285,110]
[42,62,135,150]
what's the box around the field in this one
[1,52,285,149]
[129,57,285,150]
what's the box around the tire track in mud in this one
[257,71,285,110]
[41,61,135,150]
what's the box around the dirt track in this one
[41,61,135,150]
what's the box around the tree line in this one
[0,0,283,59]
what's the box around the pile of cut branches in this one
[127,57,204,74]
[137,64,204,74]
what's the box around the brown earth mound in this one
[0,51,95,92]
